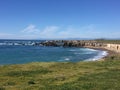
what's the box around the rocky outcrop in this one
[39,40,120,53]
[105,44,120,53]
[39,40,106,47]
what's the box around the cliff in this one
[39,40,120,53]
[105,44,120,53]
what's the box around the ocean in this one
[0,40,107,65]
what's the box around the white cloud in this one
[21,24,39,34]
[0,33,13,36]
[1,24,119,39]
[0,33,14,39]
[40,26,59,38]
[20,25,60,39]
[20,24,100,39]
[40,26,59,35]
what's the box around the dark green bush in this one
[28,80,35,85]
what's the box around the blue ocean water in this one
[0,40,107,65]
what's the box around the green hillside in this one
[0,55,120,90]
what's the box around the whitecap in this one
[74,51,94,55]
[83,48,98,52]
[84,52,94,54]
[85,51,108,61]
[65,58,70,61]
[69,49,77,51]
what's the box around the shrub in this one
[28,80,35,85]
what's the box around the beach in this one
[84,46,120,61]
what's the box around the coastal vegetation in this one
[95,39,120,44]
[0,55,120,90]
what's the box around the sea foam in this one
[86,51,108,61]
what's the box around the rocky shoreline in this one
[1,40,120,53]
[39,40,120,52]
[39,40,120,61]
[1,40,120,61]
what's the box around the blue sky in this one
[0,0,120,39]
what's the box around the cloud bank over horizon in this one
[0,24,120,39]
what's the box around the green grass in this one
[95,39,120,44]
[0,56,120,90]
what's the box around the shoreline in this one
[0,46,119,66]
[84,46,119,61]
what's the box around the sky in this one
[0,0,120,39]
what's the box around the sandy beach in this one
[85,46,120,61]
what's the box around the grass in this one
[0,56,120,90]
[95,39,120,44]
